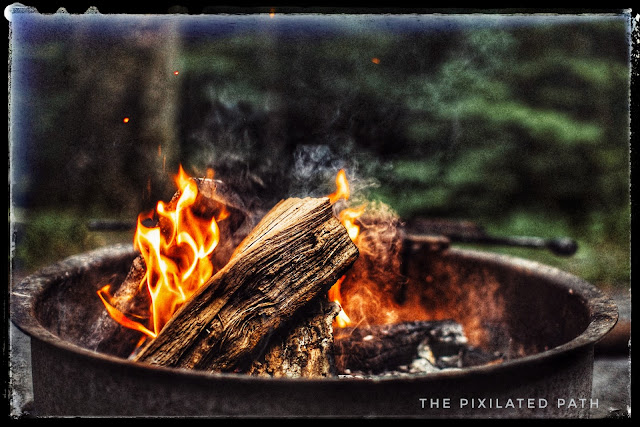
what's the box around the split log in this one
[248,298,341,378]
[134,197,359,372]
[87,178,251,357]
[85,255,151,356]
[333,320,466,374]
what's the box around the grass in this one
[10,208,134,275]
[471,210,631,290]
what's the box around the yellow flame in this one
[99,165,221,342]
[326,169,365,328]
[328,169,350,204]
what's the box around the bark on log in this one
[248,297,341,378]
[333,320,466,374]
[134,197,359,372]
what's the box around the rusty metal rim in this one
[10,243,618,385]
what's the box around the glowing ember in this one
[98,165,222,341]
[173,70,179,75]
[371,57,380,64]
[327,169,365,328]
[123,117,130,123]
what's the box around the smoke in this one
[338,200,406,327]
[288,144,380,202]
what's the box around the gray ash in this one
[335,319,507,379]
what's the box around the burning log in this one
[87,177,252,357]
[88,256,151,355]
[248,298,341,378]
[133,197,359,372]
[333,320,468,374]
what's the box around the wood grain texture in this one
[248,297,341,378]
[134,197,359,372]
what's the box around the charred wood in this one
[333,319,467,374]
[248,297,341,378]
[85,255,150,357]
[134,197,359,372]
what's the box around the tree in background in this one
[11,15,631,285]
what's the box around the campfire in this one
[11,165,618,417]
[87,167,524,377]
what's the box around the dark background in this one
[8,8,632,292]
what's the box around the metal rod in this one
[446,234,578,256]
[86,218,157,232]
[88,218,579,257]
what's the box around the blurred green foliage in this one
[12,209,132,272]
[11,16,630,289]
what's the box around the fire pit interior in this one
[12,236,617,417]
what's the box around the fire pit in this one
[11,238,617,417]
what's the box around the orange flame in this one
[328,276,351,328]
[339,205,366,241]
[98,165,221,342]
[328,169,350,204]
[327,169,365,328]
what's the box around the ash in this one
[338,321,506,379]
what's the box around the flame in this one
[327,169,365,328]
[98,165,221,342]
[339,205,366,241]
[328,277,351,328]
[327,170,419,330]
[328,169,350,204]
[97,284,156,338]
